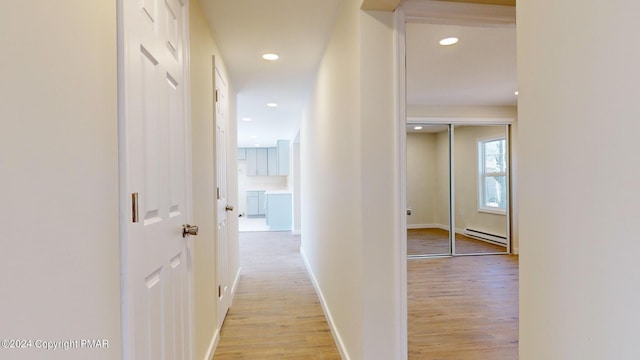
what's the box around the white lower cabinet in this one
[246,191,265,216]
[265,192,292,231]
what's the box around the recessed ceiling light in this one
[414,126,423,130]
[514,91,519,96]
[254,144,261,147]
[242,117,252,122]
[262,53,279,61]
[267,102,278,108]
[439,37,459,46]
[251,135,258,139]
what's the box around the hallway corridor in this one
[213,231,340,359]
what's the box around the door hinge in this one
[217,187,220,200]
[215,89,219,103]
[218,285,222,298]
[132,192,139,223]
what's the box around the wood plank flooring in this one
[214,231,519,359]
[408,228,507,256]
[409,255,519,359]
[213,231,341,359]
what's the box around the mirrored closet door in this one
[406,124,451,257]
[453,125,509,255]
[406,122,511,258]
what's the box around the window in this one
[478,137,507,212]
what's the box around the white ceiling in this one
[199,0,343,148]
[406,22,517,107]
[198,1,517,148]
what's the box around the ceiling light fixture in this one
[514,91,519,96]
[254,144,261,147]
[262,53,279,61]
[251,135,258,139]
[242,117,252,122]
[267,102,278,107]
[439,37,459,46]
[414,126,423,130]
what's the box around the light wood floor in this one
[409,255,519,359]
[213,231,341,359]
[408,228,507,256]
[214,231,518,359]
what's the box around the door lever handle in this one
[182,224,199,238]
[225,205,234,212]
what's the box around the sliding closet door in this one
[453,125,509,255]
[406,124,452,257]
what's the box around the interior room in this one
[7,0,640,358]
[237,140,293,232]
[407,124,510,256]
[404,1,519,357]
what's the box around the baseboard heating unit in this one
[464,228,507,245]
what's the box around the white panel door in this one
[215,65,232,328]
[120,0,193,359]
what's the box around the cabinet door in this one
[237,148,247,160]
[277,140,290,175]
[266,193,292,230]
[258,191,266,215]
[246,148,257,176]
[256,148,268,176]
[267,147,277,176]
[246,191,259,216]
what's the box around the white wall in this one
[0,1,121,359]
[453,125,508,237]
[406,133,438,226]
[292,139,302,235]
[435,130,451,227]
[301,1,402,358]
[408,105,517,118]
[518,1,640,359]
[301,0,364,357]
[190,1,239,358]
[359,9,402,359]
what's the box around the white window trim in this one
[478,136,507,215]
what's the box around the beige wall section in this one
[361,0,402,11]
[0,1,121,359]
[519,1,640,359]
[435,130,451,226]
[190,1,239,359]
[453,125,508,237]
[359,9,403,359]
[301,0,364,357]
[408,104,516,118]
[301,1,403,358]
[406,133,438,226]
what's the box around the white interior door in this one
[215,65,232,328]
[120,0,193,359]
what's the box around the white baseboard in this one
[299,247,351,360]
[406,223,449,230]
[231,266,242,299]
[205,329,219,360]
[207,267,240,360]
